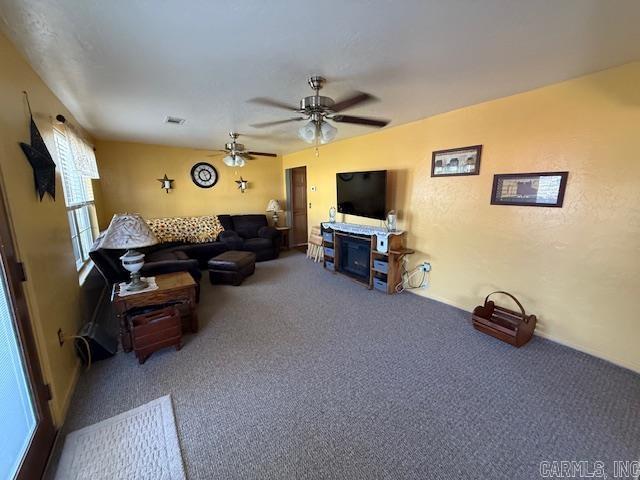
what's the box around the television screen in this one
[336,170,387,220]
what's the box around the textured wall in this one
[95,141,283,228]
[283,62,640,372]
[0,31,85,424]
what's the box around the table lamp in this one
[266,199,282,226]
[99,213,158,292]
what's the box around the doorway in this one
[287,166,308,248]
[0,184,55,480]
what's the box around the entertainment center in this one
[323,169,414,294]
[321,223,413,294]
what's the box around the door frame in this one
[0,183,56,480]
[287,166,308,248]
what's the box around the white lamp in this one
[266,199,282,225]
[99,214,159,291]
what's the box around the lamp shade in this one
[99,214,158,249]
[298,120,316,144]
[320,120,337,144]
[266,199,281,212]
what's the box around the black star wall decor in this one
[157,174,174,193]
[18,91,56,201]
[235,177,248,193]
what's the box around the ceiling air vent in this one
[165,116,185,125]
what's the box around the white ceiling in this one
[2,0,639,155]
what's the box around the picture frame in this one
[490,171,569,207]
[431,145,482,177]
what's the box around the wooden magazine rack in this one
[472,291,537,347]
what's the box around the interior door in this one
[0,185,55,480]
[290,166,308,247]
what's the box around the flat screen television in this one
[336,170,387,220]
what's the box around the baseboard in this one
[407,289,640,375]
[54,282,107,425]
[533,330,640,375]
[57,359,81,426]
[42,363,79,480]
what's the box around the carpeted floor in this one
[49,251,640,479]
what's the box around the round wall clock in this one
[190,162,219,188]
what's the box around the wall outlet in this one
[419,262,432,273]
[57,328,64,346]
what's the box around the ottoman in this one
[208,250,256,286]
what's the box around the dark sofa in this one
[89,214,281,287]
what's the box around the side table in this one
[111,272,198,353]
[275,226,291,250]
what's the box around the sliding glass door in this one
[0,185,55,480]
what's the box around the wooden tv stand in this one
[321,223,413,294]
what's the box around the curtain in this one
[64,123,100,179]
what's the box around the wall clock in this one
[190,162,219,188]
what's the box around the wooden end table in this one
[275,226,291,250]
[111,272,198,353]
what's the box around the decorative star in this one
[235,177,248,193]
[18,92,56,201]
[157,174,174,193]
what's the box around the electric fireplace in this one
[338,234,371,284]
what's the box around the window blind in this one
[52,127,98,269]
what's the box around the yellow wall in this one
[0,31,88,424]
[283,62,640,373]
[95,141,283,227]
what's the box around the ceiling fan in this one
[249,76,390,145]
[208,131,277,167]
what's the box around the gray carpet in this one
[50,251,640,479]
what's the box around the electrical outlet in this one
[419,262,432,273]
[57,328,64,346]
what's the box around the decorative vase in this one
[329,206,336,223]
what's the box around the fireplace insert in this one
[338,234,370,283]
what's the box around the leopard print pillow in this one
[146,215,224,244]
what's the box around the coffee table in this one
[111,272,198,353]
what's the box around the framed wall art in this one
[431,145,482,177]
[490,171,569,207]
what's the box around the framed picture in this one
[431,145,482,177]
[491,171,569,207]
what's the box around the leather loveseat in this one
[89,214,281,287]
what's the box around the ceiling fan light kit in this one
[223,154,245,167]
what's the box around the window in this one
[52,128,98,270]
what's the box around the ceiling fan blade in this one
[206,149,229,157]
[249,97,300,111]
[250,117,306,128]
[331,92,377,113]
[247,151,278,157]
[331,115,390,128]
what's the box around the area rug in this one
[55,395,185,480]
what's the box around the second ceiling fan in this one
[209,132,277,167]
[249,76,390,145]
